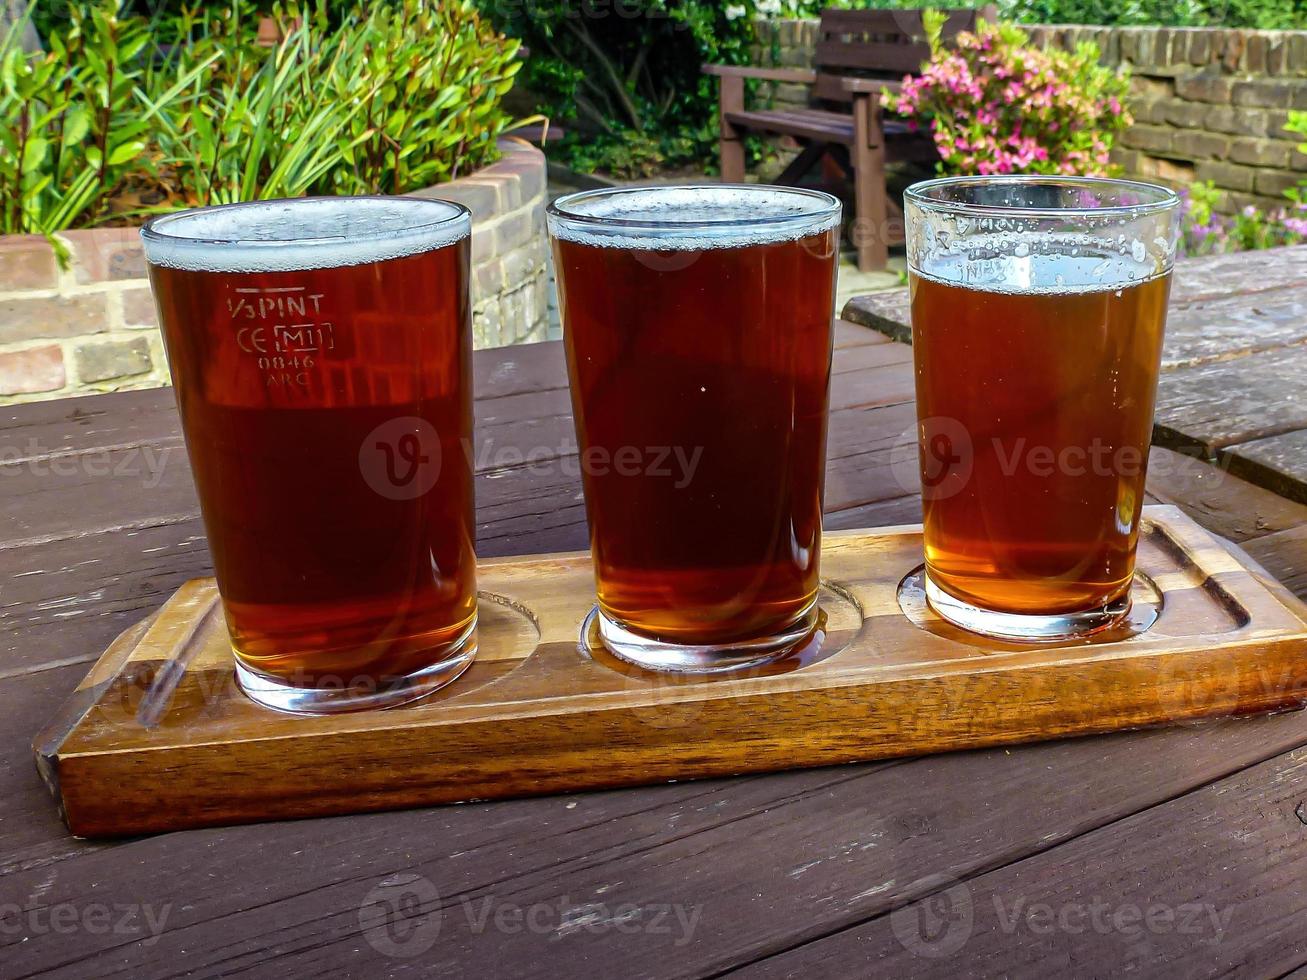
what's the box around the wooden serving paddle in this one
[35,506,1307,838]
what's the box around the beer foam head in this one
[140,197,470,273]
[547,185,841,251]
[904,175,1179,294]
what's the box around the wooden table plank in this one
[1223,429,1307,507]
[1160,289,1307,369]
[739,743,1307,977]
[1245,524,1307,600]
[1144,447,1307,544]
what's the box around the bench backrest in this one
[812,6,996,103]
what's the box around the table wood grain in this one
[3,313,1307,977]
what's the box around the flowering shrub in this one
[1179,182,1307,256]
[883,19,1133,176]
[1180,113,1307,256]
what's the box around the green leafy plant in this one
[0,1,161,234]
[147,0,529,205]
[883,19,1133,176]
[3,0,530,235]
[1178,181,1307,255]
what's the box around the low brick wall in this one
[752,20,1307,212]
[0,139,548,404]
[1027,25,1307,211]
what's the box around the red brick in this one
[0,293,108,343]
[61,227,148,284]
[0,235,58,290]
[73,336,152,382]
[0,344,65,395]
[120,287,159,327]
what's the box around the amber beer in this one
[141,198,477,712]
[904,176,1180,641]
[548,185,841,671]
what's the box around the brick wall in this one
[752,20,1307,212]
[1027,25,1307,211]
[0,139,548,405]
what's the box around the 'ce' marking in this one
[237,326,268,354]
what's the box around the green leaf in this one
[106,140,145,166]
[21,136,48,171]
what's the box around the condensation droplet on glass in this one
[1013,242,1030,257]
[1130,239,1146,263]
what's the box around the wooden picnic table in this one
[4,246,1307,976]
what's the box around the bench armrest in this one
[702,64,818,84]
[841,77,904,95]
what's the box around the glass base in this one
[234,617,477,714]
[592,600,820,674]
[923,573,1131,643]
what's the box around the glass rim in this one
[546,182,842,231]
[139,194,471,248]
[904,175,1180,220]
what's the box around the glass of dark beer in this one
[141,197,477,713]
[904,176,1180,641]
[548,185,841,671]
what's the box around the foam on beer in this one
[140,198,470,273]
[548,186,841,251]
[912,246,1168,296]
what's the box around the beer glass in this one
[904,175,1180,641]
[548,184,841,671]
[141,197,477,713]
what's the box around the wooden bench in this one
[703,7,993,272]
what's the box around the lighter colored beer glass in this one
[548,184,841,672]
[141,197,478,713]
[905,175,1181,641]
